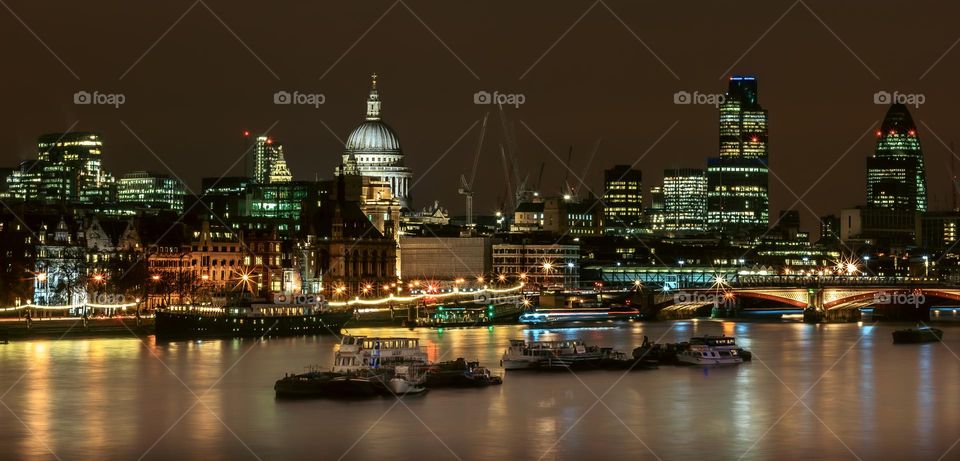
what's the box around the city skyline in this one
[3,1,960,236]
[6,4,960,461]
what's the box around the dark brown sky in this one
[2,0,960,234]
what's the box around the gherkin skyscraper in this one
[866,104,927,212]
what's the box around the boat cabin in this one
[333,335,428,373]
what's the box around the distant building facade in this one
[603,165,642,232]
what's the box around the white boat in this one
[387,365,428,395]
[332,335,428,373]
[677,335,744,366]
[501,339,604,370]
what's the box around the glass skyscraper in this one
[118,171,186,211]
[663,168,707,232]
[246,134,292,184]
[7,132,116,204]
[707,76,770,235]
[866,104,927,212]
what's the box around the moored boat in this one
[387,365,428,395]
[275,335,429,398]
[274,370,389,398]
[676,335,746,367]
[424,358,503,387]
[156,302,352,340]
[501,339,606,370]
[518,306,642,325]
[892,327,943,344]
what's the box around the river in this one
[1,320,959,460]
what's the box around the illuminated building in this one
[819,215,840,243]
[543,197,603,236]
[663,168,707,232]
[400,202,451,235]
[335,73,414,209]
[247,182,321,225]
[8,132,117,204]
[511,201,544,233]
[33,218,86,307]
[707,76,769,235]
[917,212,960,251]
[492,241,579,289]
[326,169,401,238]
[246,134,292,184]
[866,104,927,212]
[118,171,186,211]
[839,207,916,246]
[399,236,491,279]
[198,177,254,220]
[300,177,398,296]
[603,165,642,233]
[644,186,665,232]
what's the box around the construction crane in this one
[459,113,488,226]
[534,161,545,195]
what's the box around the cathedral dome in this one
[344,72,401,154]
[345,120,401,153]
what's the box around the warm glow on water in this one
[1,321,959,460]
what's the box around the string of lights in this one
[326,283,525,307]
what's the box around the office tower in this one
[663,168,707,232]
[707,76,770,235]
[645,186,665,232]
[866,104,927,212]
[118,171,186,211]
[8,132,116,204]
[246,134,292,184]
[602,165,642,233]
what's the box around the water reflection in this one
[2,322,960,459]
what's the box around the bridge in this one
[599,267,960,321]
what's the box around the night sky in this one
[3,0,960,234]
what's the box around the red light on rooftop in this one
[875,130,882,137]
[266,138,273,145]
[908,129,916,136]
[243,130,250,137]
[889,130,896,136]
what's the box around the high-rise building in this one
[663,168,707,232]
[707,76,770,235]
[866,104,927,212]
[246,134,292,184]
[118,171,186,211]
[819,214,840,243]
[335,73,414,209]
[8,132,116,204]
[644,186,665,232]
[602,165,642,233]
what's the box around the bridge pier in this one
[824,309,862,322]
[803,288,824,323]
[802,308,823,323]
